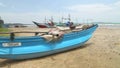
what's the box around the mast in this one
[51,16,53,21]
[68,14,71,22]
[44,16,46,23]
[50,16,54,26]
[61,16,64,23]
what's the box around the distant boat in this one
[33,17,55,28]
[0,24,98,60]
[33,21,48,28]
[33,15,74,28]
[33,21,55,28]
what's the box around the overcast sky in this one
[0,0,120,24]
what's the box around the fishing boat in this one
[0,24,98,60]
[33,21,55,28]
[33,21,48,28]
[33,17,55,28]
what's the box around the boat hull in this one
[0,35,91,59]
[38,24,48,28]
[0,24,98,59]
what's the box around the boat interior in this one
[0,24,96,42]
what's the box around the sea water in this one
[99,24,120,28]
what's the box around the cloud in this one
[0,11,64,24]
[0,2,6,7]
[1,1,120,23]
[67,1,120,13]
[67,4,112,13]
[65,1,120,23]
[114,1,120,7]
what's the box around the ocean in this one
[98,24,120,28]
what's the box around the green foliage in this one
[0,28,10,36]
[0,24,2,28]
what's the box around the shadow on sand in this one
[0,43,93,67]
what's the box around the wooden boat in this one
[33,21,48,28]
[32,19,54,28]
[0,24,98,60]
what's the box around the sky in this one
[0,0,120,24]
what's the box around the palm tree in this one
[0,16,4,28]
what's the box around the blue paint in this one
[0,24,98,59]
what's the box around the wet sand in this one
[0,27,120,68]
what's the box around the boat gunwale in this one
[0,24,98,39]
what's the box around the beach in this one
[0,26,120,68]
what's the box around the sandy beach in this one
[0,26,120,68]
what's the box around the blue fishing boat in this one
[0,24,98,60]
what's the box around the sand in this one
[0,27,120,68]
